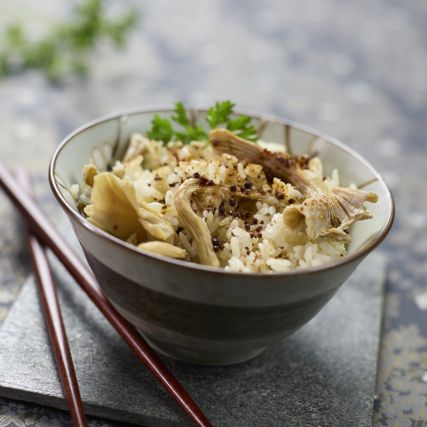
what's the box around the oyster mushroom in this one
[283,188,378,240]
[85,172,175,242]
[210,129,313,190]
[82,164,98,187]
[209,129,377,240]
[174,178,220,267]
[138,241,187,259]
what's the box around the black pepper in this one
[211,237,220,247]
[199,176,209,186]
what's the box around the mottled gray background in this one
[0,0,426,426]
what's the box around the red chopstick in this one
[0,163,213,427]
[17,170,88,427]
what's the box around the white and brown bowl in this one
[49,108,394,365]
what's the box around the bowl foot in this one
[142,334,267,366]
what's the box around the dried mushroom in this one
[82,164,98,187]
[85,172,175,242]
[84,172,144,240]
[174,179,220,267]
[209,129,377,240]
[138,241,186,259]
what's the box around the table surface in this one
[0,1,426,426]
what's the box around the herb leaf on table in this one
[0,0,139,81]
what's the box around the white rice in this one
[76,135,354,273]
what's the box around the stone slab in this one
[0,225,385,426]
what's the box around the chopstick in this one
[17,170,88,427]
[0,163,213,427]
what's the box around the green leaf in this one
[146,100,256,145]
[0,0,139,81]
[227,115,257,141]
[147,115,174,144]
[172,102,207,143]
[206,100,235,128]
[205,100,257,142]
[172,101,190,127]
[188,125,207,141]
[5,25,26,48]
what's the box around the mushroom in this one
[82,164,98,187]
[209,129,378,240]
[121,179,175,242]
[138,241,187,259]
[85,172,175,242]
[283,188,378,241]
[174,179,220,267]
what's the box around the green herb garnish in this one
[206,100,235,129]
[0,0,139,81]
[146,115,174,144]
[172,101,208,144]
[226,115,257,141]
[147,100,257,145]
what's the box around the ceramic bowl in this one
[49,108,394,365]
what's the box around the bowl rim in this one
[49,106,395,277]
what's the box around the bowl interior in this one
[51,108,393,262]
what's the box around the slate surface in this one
[1,0,426,425]
[0,225,385,426]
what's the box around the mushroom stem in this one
[209,129,378,239]
[209,128,311,191]
[174,179,220,267]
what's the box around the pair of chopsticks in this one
[17,171,88,426]
[0,164,212,427]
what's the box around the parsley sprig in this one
[172,102,208,143]
[147,101,257,145]
[0,0,138,81]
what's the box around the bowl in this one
[49,107,394,365]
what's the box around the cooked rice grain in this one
[76,135,371,273]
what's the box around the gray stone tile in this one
[0,225,385,426]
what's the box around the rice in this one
[75,134,372,273]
